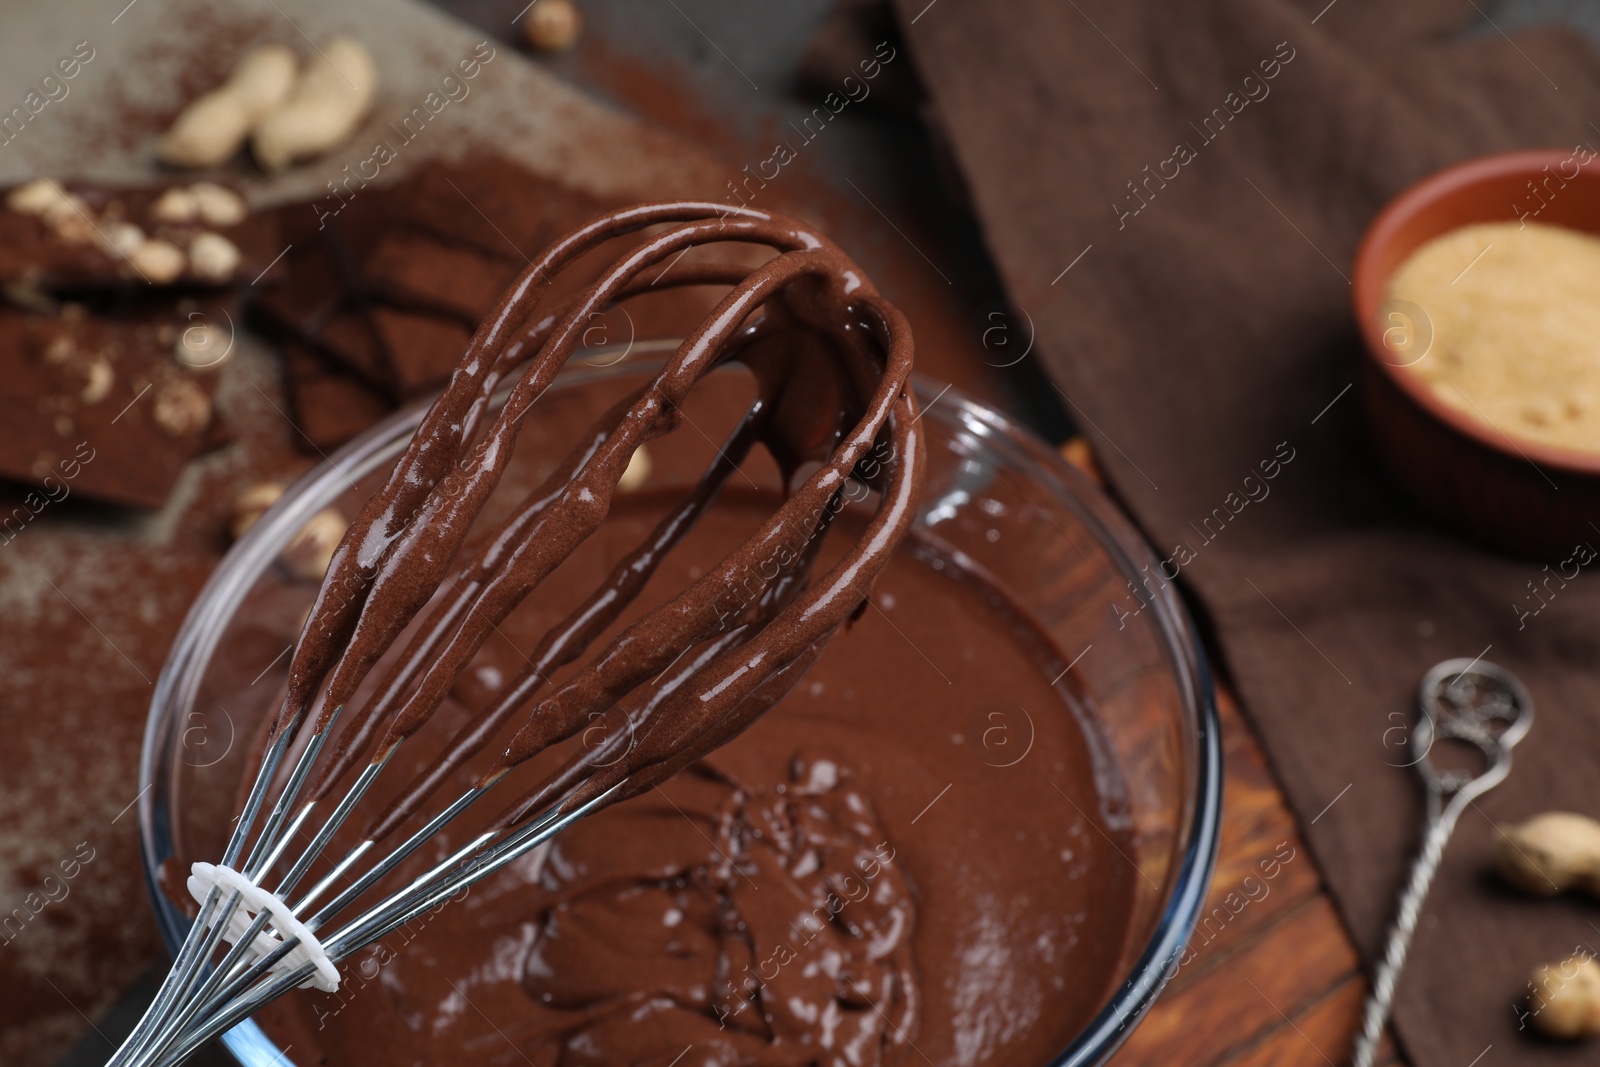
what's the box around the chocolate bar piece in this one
[280,342,392,453]
[368,307,471,398]
[255,277,388,393]
[0,302,226,509]
[251,221,392,394]
[0,179,277,290]
[257,158,623,452]
[390,156,605,261]
[361,233,519,323]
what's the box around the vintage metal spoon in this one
[1352,658,1534,1067]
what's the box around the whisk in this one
[110,201,923,1067]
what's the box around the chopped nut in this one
[151,187,200,224]
[187,232,240,282]
[617,444,651,492]
[8,178,73,216]
[1060,437,1104,485]
[231,481,287,541]
[53,414,73,436]
[4,282,56,314]
[80,357,114,404]
[282,507,348,581]
[174,321,231,370]
[1529,955,1600,1039]
[152,377,211,436]
[524,0,582,51]
[51,217,97,246]
[42,196,95,244]
[98,221,146,259]
[130,239,186,285]
[1498,812,1600,896]
[43,335,75,364]
[189,183,247,226]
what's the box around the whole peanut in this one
[251,37,376,172]
[154,183,248,226]
[160,44,298,168]
[190,182,248,226]
[129,239,186,285]
[1529,956,1600,1039]
[617,444,651,492]
[7,178,68,215]
[231,482,286,541]
[1497,812,1600,896]
[524,0,582,52]
[187,231,240,282]
[229,483,346,580]
[282,507,348,581]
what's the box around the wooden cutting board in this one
[0,0,725,204]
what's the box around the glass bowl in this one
[138,343,1221,1066]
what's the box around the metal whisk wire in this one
[110,201,923,1067]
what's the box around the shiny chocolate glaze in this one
[270,203,922,839]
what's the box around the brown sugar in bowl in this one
[1352,149,1600,559]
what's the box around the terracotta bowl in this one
[1352,148,1600,559]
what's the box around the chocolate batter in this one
[236,489,1137,1067]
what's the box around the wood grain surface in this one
[1118,685,1400,1067]
[1060,439,1400,1067]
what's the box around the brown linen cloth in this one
[893,0,1600,1063]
